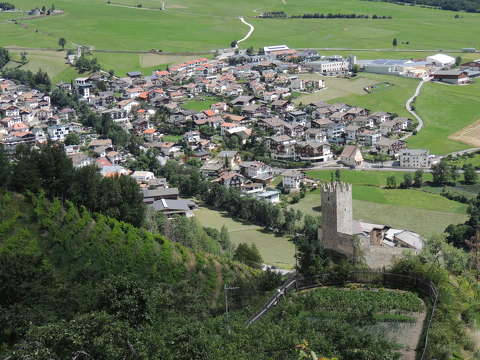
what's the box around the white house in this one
[399,149,430,168]
[426,54,455,68]
[131,171,155,183]
[282,170,304,191]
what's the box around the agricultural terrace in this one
[293,170,468,237]
[195,207,295,268]
[263,286,425,359]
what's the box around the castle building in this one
[318,182,423,269]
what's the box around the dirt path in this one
[237,17,254,45]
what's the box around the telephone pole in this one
[224,284,239,334]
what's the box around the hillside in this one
[0,191,265,358]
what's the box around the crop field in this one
[195,207,295,268]
[407,80,480,154]
[293,170,468,237]
[449,119,480,148]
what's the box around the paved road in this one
[237,17,255,44]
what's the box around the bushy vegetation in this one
[0,47,9,69]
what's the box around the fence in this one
[246,270,439,360]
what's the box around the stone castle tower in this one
[318,182,356,257]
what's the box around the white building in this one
[47,124,71,141]
[426,54,455,68]
[308,60,350,75]
[263,45,290,55]
[399,149,430,168]
[131,171,155,183]
[282,170,304,191]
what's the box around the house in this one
[131,171,155,183]
[282,170,304,192]
[230,95,255,107]
[217,150,241,169]
[213,171,245,188]
[149,198,197,218]
[340,145,364,168]
[376,137,406,155]
[143,188,180,203]
[239,161,273,182]
[267,135,296,160]
[399,149,430,168]
[295,141,332,162]
[252,189,281,204]
[432,70,470,85]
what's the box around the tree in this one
[230,40,238,48]
[219,225,234,257]
[64,132,80,146]
[401,173,413,188]
[414,169,424,187]
[463,164,477,184]
[392,38,398,47]
[455,56,462,66]
[233,243,263,268]
[335,169,341,182]
[246,46,254,55]
[20,51,28,65]
[386,175,397,189]
[432,161,450,186]
[58,37,66,50]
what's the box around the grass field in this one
[195,207,295,268]
[299,170,468,237]
[294,75,376,102]
[182,96,221,111]
[407,80,480,154]
[326,73,419,118]
[3,0,480,53]
[161,134,183,142]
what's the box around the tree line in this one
[260,11,392,19]
[0,144,145,226]
[375,0,480,12]
[0,2,14,10]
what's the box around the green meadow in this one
[3,0,480,54]
[299,170,468,237]
[195,207,295,268]
[407,81,480,154]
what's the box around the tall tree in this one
[463,164,477,184]
[58,37,66,50]
[414,169,424,187]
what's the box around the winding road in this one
[237,17,255,45]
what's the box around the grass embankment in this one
[195,207,295,268]
[295,170,468,237]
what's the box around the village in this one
[1,45,478,218]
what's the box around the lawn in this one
[195,207,295,268]
[444,152,480,169]
[307,169,433,186]
[298,169,468,237]
[294,75,377,103]
[407,80,480,154]
[182,96,221,112]
[5,49,81,83]
[161,134,183,142]
[325,73,419,118]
